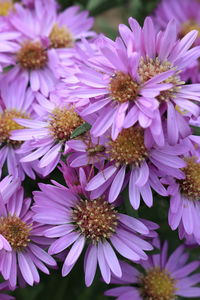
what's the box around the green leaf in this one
[70,122,91,139]
[191,125,200,136]
[3,65,14,73]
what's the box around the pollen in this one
[17,41,48,70]
[49,24,74,49]
[72,198,118,243]
[0,215,31,251]
[0,1,13,16]
[49,107,83,141]
[0,109,28,146]
[141,267,176,300]
[180,20,200,39]
[109,71,139,103]
[107,127,148,166]
[139,57,185,102]
[179,157,200,200]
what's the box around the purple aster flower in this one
[0,177,56,288]
[78,126,187,210]
[105,239,200,299]
[10,92,84,176]
[0,0,15,17]
[154,0,200,40]
[164,154,200,245]
[0,19,21,71]
[68,17,200,145]
[0,1,94,96]
[153,0,200,83]
[0,281,15,300]
[32,167,158,286]
[10,1,94,48]
[0,76,39,180]
[58,161,94,196]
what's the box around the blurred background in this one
[58,0,159,39]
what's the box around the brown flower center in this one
[72,198,118,243]
[0,215,31,251]
[17,41,48,70]
[0,109,28,146]
[141,267,176,300]
[180,20,200,39]
[0,1,13,16]
[139,57,184,102]
[49,24,74,49]
[109,71,139,103]
[107,127,148,166]
[49,107,83,141]
[179,157,200,200]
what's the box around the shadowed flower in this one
[0,281,15,300]
[32,167,158,286]
[105,239,200,299]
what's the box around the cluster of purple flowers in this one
[0,0,200,299]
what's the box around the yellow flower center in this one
[109,71,139,103]
[180,157,200,200]
[139,57,184,102]
[107,127,148,166]
[49,107,83,141]
[0,215,31,251]
[49,24,74,49]
[141,267,176,300]
[0,0,13,16]
[180,20,200,39]
[72,198,118,243]
[0,109,28,146]
[17,41,48,70]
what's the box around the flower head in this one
[82,127,187,210]
[68,17,200,145]
[0,176,56,288]
[0,76,39,180]
[154,0,200,83]
[33,166,158,286]
[0,1,93,95]
[105,239,200,299]
[165,154,200,244]
[10,92,84,176]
